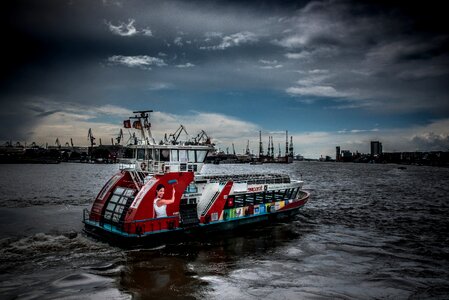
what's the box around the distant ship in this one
[83,110,310,246]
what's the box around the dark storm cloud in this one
[1,0,449,145]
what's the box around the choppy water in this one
[1,162,448,299]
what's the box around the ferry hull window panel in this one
[234,195,245,207]
[255,193,264,204]
[285,189,294,200]
[245,193,255,206]
[274,190,285,201]
[264,191,274,203]
[292,188,300,199]
[103,187,135,227]
[155,149,160,161]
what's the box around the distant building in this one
[370,141,382,157]
[336,146,341,161]
[341,150,353,162]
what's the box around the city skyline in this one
[2,0,449,158]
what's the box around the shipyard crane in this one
[232,143,236,155]
[166,125,188,145]
[192,130,211,145]
[87,128,96,147]
[116,129,123,145]
[55,138,61,148]
[245,140,250,155]
[70,138,74,147]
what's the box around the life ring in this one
[140,162,147,170]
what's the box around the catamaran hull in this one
[83,193,309,248]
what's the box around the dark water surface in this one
[1,162,448,299]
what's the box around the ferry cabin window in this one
[124,148,134,158]
[234,194,245,207]
[179,150,188,162]
[154,149,160,161]
[284,189,293,200]
[255,193,264,204]
[171,150,179,162]
[196,150,208,162]
[264,191,274,203]
[160,149,170,162]
[274,190,285,201]
[244,193,255,206]
[137,149,145,160]
[188,150,196,162]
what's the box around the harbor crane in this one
[165,125,188,145]
[87,128,96,147]
[192,130,211,144]
[116,129,123,145]
[55,138,61,148]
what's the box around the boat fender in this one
[140,162,147,171]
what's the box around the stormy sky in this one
[1,0,448,157]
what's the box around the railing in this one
[118,158,203,174]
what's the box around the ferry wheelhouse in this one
[83,110,309,246]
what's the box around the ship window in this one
[147,149,153,160]
[103,187,135,227]
[179,150,188,162]
[291,188,299,199]
[196,150,207,162]
[171,150,179,162]
[154,149,160,161]
[234,195,245,207]
[186,183,198,193]
[188,150,196,162]
[284,189,293,199]
[245,193,255,206]
[255,193,264,204]
[137,149,145,160]
[274,190,285,201]
[264,191,274,203]
[160,149,170,162]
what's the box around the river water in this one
[0,162,448,299]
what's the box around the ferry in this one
[83,110,310,246]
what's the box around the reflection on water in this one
[1,162,449,299]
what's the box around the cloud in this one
[105,19,138,36]
[107,55,166,69]
[105,18,153,37]
[142,28,153,37]
[174,37,183,46]
[175,63,195,68]
[286,86,348,98]
[258,59,283,69]
[201,31,258,50]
